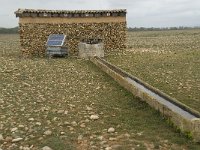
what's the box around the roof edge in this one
[15,8,127,18]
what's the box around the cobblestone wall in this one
[19,22,126,57]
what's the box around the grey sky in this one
[0,0,200,28]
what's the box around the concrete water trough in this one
[91,57,200,142]
[78,38,104,59]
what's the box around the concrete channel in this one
[91,57,200,142]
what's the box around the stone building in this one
[15,9,127,56]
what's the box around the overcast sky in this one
[0,0,200,28]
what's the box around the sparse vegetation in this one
[127,26,200,31]
[107,29,200,112]
[0,34,200,149]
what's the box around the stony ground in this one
[0,34,200,150]
[107,29,200,112]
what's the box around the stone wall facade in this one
[15,9,127,57]
[19,22,126,56]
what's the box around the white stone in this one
[97,136,103,140]
[0,99,4,103]
[108,127,115,133]
[18,125,25,128]
[44,130,52,136]
[28,118,34,121]
[35,122,41,126]
[105,147,112,150]
[112,145,122,149]
[64,111,68,115]
[20,107,25,111]
[12,138,23,142]
[1,115,6,119]
[0,134,4,141]
[100,141,107,145]
[80,123,86,128]
[78,135,83,141]
[69,127,74,131]
[57,110,64,114]
[96,86,100,90]
[23,147,30,150]
[25,127,29,131]
[109,137,117,141]
[124,133,130,138]
[85,119,90,123]
[90,115,99,120]
[20,146,30,150]
[71,121,77,126]
[136,132,143,136]
[64,121,70,125]
[10,143,18,149]
[53,117,57,121]
[11,127,18,132]
[42,146,53,150]
[46,120,51,125]
[86,106,92,111]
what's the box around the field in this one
[107,29,200,113]
[0,34,200,150]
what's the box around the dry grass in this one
[0,34,200,149]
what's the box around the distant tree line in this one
[0,27,18,34]
[128,26,200,31]
[0,26,200,34]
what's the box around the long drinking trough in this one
[91,57,200,142]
